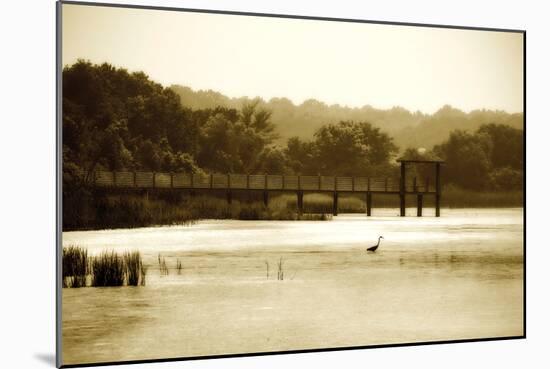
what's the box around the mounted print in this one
[57,1,525,367]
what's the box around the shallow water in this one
[62,208,524,365]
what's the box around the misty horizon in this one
[62,4,523,115]
[63,58,524,116]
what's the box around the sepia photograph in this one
[58,1,524,367]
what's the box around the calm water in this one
[62,208,524,365]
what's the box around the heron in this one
[366,236,384,252]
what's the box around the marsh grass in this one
[158,254,169,276]
[63,246,147,287]
[64,185,522,231]
[62,245,88,288]
[124,251,146,286]
[91,251,125,287]
[65,191,335,230]
[277,257,284,281]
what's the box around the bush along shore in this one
[63,188,333,231]
[62,185,521,231]
[62,246,147,288]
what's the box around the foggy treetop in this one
[63,61,523,191]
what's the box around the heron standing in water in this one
[366,236,384,252]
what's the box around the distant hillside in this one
[170,85,523,150]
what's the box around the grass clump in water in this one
[63,246,147,287]
[124,251,146,286]
[277,257,284,281]
[158,254,169,276]
[91,251,125,287]
[62,245,88,288]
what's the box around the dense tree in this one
[478,124,523,169]
[63,61,523,192]
[434,124,523,190]
[313,121,398,176]
[63,60,200,177]
[170,85,523,150]
[283,121,398,176]
[285,137,318,174]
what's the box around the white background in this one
[0,0,548,368]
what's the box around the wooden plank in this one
[135,172,154,188]
[336,177,353,191]
[248,175,266,189]
[369,178,386,192]
[172,173,192,188]
[229,174,247,189]
[95,170,114,186]
[394,178,403,191]
[192,173,211,188]
[284,175,299,190]
[320,176,335,191]
[266,175,283,190]
[300,175,319,190]
[212,174,229,189]
[114,171,134,187]
[155,172,172,188]
[354,177,369,191]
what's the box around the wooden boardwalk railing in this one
[79,160,443,218]
[90,171,435,194]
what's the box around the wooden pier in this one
[85,159,443,217]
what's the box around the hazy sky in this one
[62,3,524,114]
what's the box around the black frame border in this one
[56,1,527,367]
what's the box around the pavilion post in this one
[417,194,423,217]
[333,191,338,216]
[400,162,406,217]
[366,191,372,216]
[435,162,441,217]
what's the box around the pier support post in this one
[435,162,441,217]
[263,190,269,207]
[417,194,423,217]
[400,162,406,217]
[297,191,304,215]
[366,192,372,216]
[333,192,339,216]
[226,190,232,205]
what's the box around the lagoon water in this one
[62,208,524,365]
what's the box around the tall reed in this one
[277,257,284,281]
[62,245,88,288]
[124,251,146,286]
[158,254,169,276]
[91,251,125,287]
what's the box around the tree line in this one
[170,85,523,150]
[63,61,523,192]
